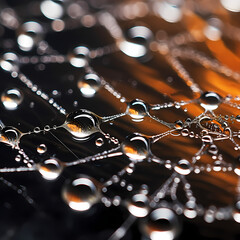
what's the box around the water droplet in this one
[119,25,153,59]
[37,144,47,154]
[62,176,100,211]
[1,88,23,110]
[68,46,89,68]
[122,133,150,162]
[181,128,189,137]
[236,115,240,122]
[0,52,19,72]
[174,159,192,175]
[141,208,180,240]
[204,18,222,41]
[213,160,222,171]
[0,126,22,148]
[233,201,240,223]
[38,158,63,180]
[202,135,213,143]
[184,201,197,219]
[17,21,43,51]
[220,0,240,12]
[234,164,240,176]
[126,99,149,121]
[208,144,218,155]
[15,154,21,162]
[95,137,104,147]
[174,120,183,130]
[78,73,101,97]
[154,0,183,23]
[127,194,149,218]
[40,0,64,20]
[63,109,100,140]
[199,92,222,111]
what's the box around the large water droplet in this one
[78,73,101,97]
[38,158,63,180]
[1,88,23,110]
[126,99,149,121]
[141,208,180,240]
[0,126,22,148]
[183,201,197,219]
[0,52,19,72]
[68,46,89,68]
[127,194,149,218]
[122,133,150,162]
[62,176,100,211]
[17,21,43,51]
[63,109,100,140]
[174,159,192,175]
[200,92,222,111]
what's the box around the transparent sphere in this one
[141,208,180,240]
[174,159,192,175]
[127,194,149,218]
[40,0,64,20]
[119,26,153,58]
[62,176,100,211]
[126,99,149,121]
[200,92,222,111]
[78,73,101,98]
[121,133,150,162]
[63,109,100,140]
[0,126,22,148]
[37,144,47,154]
[68,46,90,68]
[183,201,197,219]
[38,158,63,180]
[17,21,44,51]
[0,52,19,72]
[221,0,240,12]
[233,201,240,223]
[1,88,23,111]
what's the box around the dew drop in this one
[37,144,47,154]
[95,137,104,147]
[233,201,240,223]
[181,128,189,137]
[126,99,149,121]
[236,115,240,122]
[17,21,43,51]
[184,201,197,219]
[38,158,63,180]
[0,52,19,72]
[199,92,222,111]
[121,133,150,162]
[68,46,89,68]
[0,126,22,148]
[1,88,23,110]
[141,208,180,240]
[63,109,100,140]
[78,73,101,97]
[174,159,192,175]
[174,120,183,130]
[127,194,149,218]
[62,176,100,211]
[40,0,64,20]
[221,0,240,12]
[213,160,222,172]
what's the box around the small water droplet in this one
[0,126,22,148]
[78,73,101,97]
[63,109,100,140]
[37,144,47,154]
[38,158,63,180]
[68,46,89,68]
[122,133,150,162]
[199,92,222,111]
[62,176,100,211]
[95,137,104,147]
[126,99,149,121]
[127,194,149,218]
[174,159,192,175]
[1,88,23,110]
